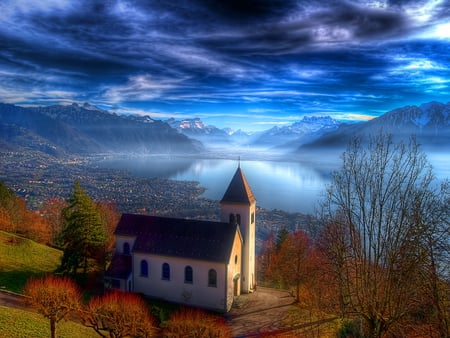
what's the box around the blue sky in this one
[0,0,449,131]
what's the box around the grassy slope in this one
[0,230,62,293]
[0,307,97,338]
[0,231,97,337]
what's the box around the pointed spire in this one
[220,166,256,205]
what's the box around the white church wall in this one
[221,202,256,293]
[133,253,228,312]
[226,230,243,311]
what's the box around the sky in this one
[0,0,449,131]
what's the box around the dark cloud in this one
[319,3,410,39]
[196,0,299,23]
[195,2,412,56]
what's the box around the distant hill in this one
[298,101,450,152]
[0,103,203,156]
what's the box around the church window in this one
[208,269,217,287]
[162,263,170,280]
[236,214,241,225]
[140,260,148,277]
[229,213,235,224]
[184,266,193,284]
[235,255,238,264]
[251,212,255,224]
[123,242,130,255]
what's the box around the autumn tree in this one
[275,230,312,302]
[83,291,157,337]
[23,275,81,338]
[41,197,68,246]
[258,228,296,288]
[59,181,107,277]
[163,307,232,338]
[320,134,449,337]
[275,227,290,251]
[24,209,52,244]
[95,201,120,270]
[0,181,27,235]
[257,232,276,284]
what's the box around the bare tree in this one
[320,134,449,337]
[82,290,157,337]
[414,180,450,337]
[163,307,232,338]
[23,275,81,338]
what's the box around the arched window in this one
[229,213,235,224]
[208,269,217,287]
[162,263,170,280]
[123,242,130,255]
[236,214,241,225]
[184,266,193,284]
[140,260,148,277]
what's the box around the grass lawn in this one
[0,231,62,293]
[0,306,97,338]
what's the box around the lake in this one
[97,152,449,215]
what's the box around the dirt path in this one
[0,290,27,309]
[226,287,297,337]
[227,287,337,337]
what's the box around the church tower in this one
[220,165,256,293]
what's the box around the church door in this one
[233,274,240,296]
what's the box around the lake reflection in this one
[97,153,449,215]
[97,157,331,214]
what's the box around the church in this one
[104,166,256,312]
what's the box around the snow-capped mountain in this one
[251,116,342,149]
[300,101,450,151]
[371,101,450,132]
[167,116,343,150]
[166,118,231,145]
[167,118,217,134]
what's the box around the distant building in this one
[104,166,256,312]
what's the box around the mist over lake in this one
[96,149,449,215]
[97,156,328,214]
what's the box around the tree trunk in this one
[429,245,450,338]
[50,319,56,338]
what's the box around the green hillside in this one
[0,307,97,338]
[0,231,62,293]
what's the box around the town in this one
[0,150,318,250]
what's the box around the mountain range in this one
[0,102,203,156]
[0,101,449,158]
[299,101,450,153]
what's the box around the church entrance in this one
[233,274,240,296]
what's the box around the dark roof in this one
[115,214,240,263]
[105,253,132,279]
[220,167,256,205]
